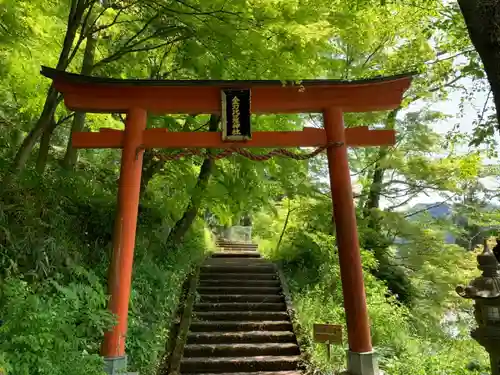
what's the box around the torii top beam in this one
[41,66,413,115]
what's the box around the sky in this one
[316,78,499,211]
[376,77,499,210]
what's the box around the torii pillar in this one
[41,65,412,375]
[325,107,377,374]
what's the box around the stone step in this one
[216,248,259,253]
[199,279,280,287]
[203,261,271,267]
[211,251,261,258]
[182,372,301,375]
[198,294,284,303]
[187,331,296,344]
[194,302,286,312]
[189,321,293,332]
[198,286,282,295]
[216,244,258,249]
[199,273,278,281]
[200,264,276,274]
[204,258,270,265]
[183,343,300,357]
[180,355,301,373]
[216,242,257,247]
[194,311,289,321]
[216,248,258,253]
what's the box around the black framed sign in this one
[221,89,251,141]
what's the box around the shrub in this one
[0,274,113,375]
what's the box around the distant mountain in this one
[402,202,500,245]
[407,203,452,219]
[408,202,500,218]
[399,203,454,244]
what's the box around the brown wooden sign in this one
[313,324,343,345]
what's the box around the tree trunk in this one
[62,29,98,170]
[276,202,296,253]
[359,109,415,306]
[139,115,200,195]
[458,0,500,130]
[9,88,60,174]
[9,0,87,174]
[361,145,389,255]
[362,109,398,223]
[140,150,166,195]
[362,148,388,223]
[35,115,58,173]
[166,115,220,245]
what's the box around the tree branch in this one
[477,89,492,127]
[121,12,161,48]
[128,35,190,53]
[56,113,75,126]
[65,2,101,68]
[150,43,174,79]
[385,192,422,211]
[0,22,10,35]
[425,48,476,66]
[94,28,189,67]
[361,35,391,69]
[80,0,97,36]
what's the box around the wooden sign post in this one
[313,323,343,361]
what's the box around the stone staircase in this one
[180,241,301,375]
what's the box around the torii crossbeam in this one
[41,66,412,375]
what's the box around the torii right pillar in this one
[324,107,378,375]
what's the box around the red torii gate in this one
[41,66,412,375]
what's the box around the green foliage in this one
[0,0,498,374]
[0,162,206,373]
[256,204,489,374]
[0,275,112,375]
[126,230,205,374]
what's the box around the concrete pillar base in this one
[347,350,379,375]
[104,356,139,375]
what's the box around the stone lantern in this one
[456,240,500,375]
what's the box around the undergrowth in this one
[255,209,490,375]
[0,163,207,374]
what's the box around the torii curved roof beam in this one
[41,66,413,115]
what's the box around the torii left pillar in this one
[102,107,146,375]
